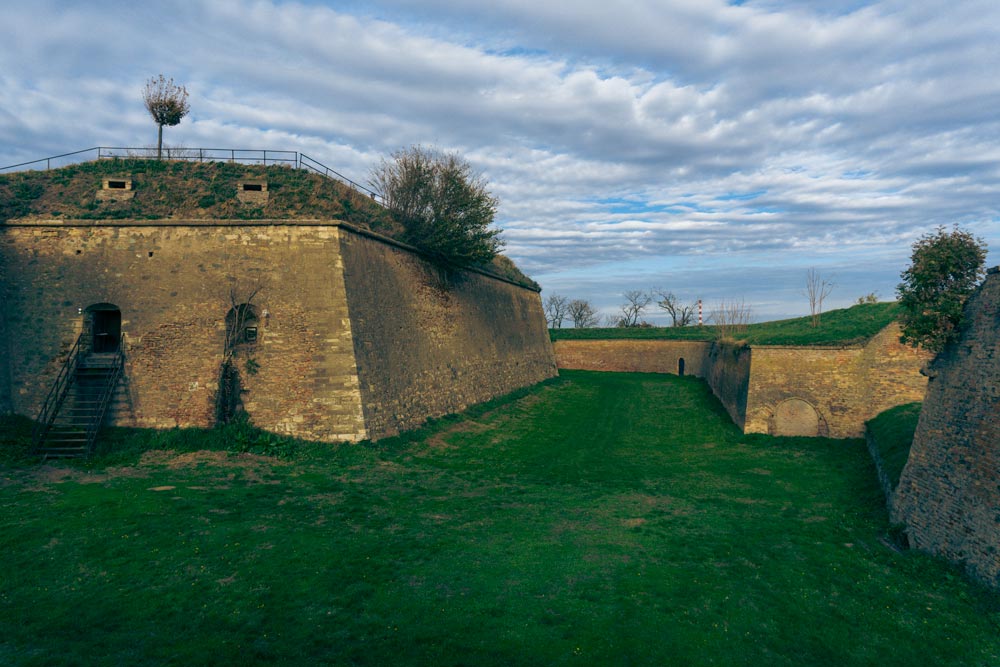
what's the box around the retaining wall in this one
[553,323,928,438]
[892,268,1000,588]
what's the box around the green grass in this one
[0,159,395,230]
[1,372,997,666]
[866,402,922,490]
[551,302,902,346]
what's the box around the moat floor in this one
[1,370,997,666]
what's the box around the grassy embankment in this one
[866,402,923,490]
[551,301,901,346]
[1,371,997,666]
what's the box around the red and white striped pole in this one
[698,299,703,326]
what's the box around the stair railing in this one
[32,333,85,451]
[83,335,126,456]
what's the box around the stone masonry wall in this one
[0,249,12,414]
[553,322,927,438]
[745,323,928,438]
[892,269,1000,589]
[552,339,711,376]
[0,220,367,441]
[340,228,558,440]
[704,342,752,431]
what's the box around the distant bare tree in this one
[618,290,652,328]
[567,299,600,328]
[544,293,569,328]
[655,290,697,327]
[142,74,190,160]
[804,269,835,328]
[709,298,753,340]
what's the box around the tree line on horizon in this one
[545,225,988,354]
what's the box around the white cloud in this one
[2,0,1000,318]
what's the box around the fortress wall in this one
[857,323,931,418]
[744,346,868,437]
[891,270,1000,588]
[552,339,711,376]
[553,324,927,439]
[339,228,558,440]
[0,221,367,441]
[704,342,752,431]
[0,249,12,414]
[745,324,928,438]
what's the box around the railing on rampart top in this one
[0,146,384,204]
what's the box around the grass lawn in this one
[551,302,901,346]
[1,371,997,666]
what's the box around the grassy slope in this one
[1,372,997,666]
[551,302,901,346]
[866,402,922,490]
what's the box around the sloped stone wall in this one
[892,268,1000,588]
[339,227,558,440]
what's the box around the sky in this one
[2,0,999,323]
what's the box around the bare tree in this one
[544,293,569,328]
[804,269,835,328]
[709,298,753,340]
[618,290,652,328]
[655,290,697,327]
[567,299,600,328]
[143,74,190,159]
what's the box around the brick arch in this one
[771,398,829,437]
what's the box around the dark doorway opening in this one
[678,358,686,376]
[88,305,121,353]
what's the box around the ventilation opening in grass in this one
[237,181,269,204]
[98,177,134,200]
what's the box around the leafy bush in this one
[897,226,987,352]
[370,145,503,266]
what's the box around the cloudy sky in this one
[3,0,999,322]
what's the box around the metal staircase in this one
[32,334,127,459]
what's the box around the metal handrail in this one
[84,336,126,456]
[32,333,85,450]
[298,153,381,200]
[1,146,384,204]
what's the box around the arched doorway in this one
[85,303,121,353]
[773,398,820,437]
[678,358,686,376]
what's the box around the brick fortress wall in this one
[1,219,555,442]
[892,268,1000,588]
[553,323,927,438]
[0,220,367,441]
[339,227,557,440]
